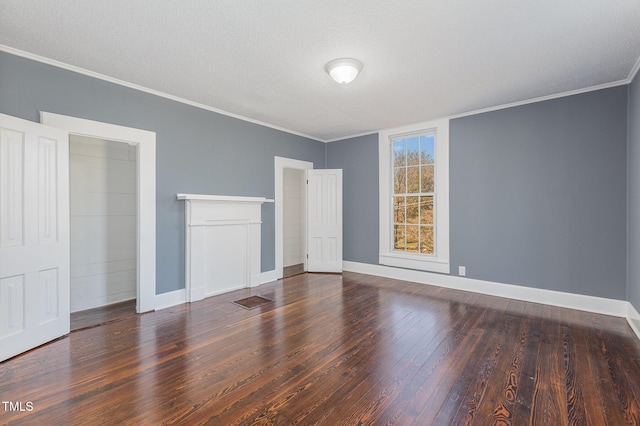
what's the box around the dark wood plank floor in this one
[2,272,640,425]
[70,299,137,331]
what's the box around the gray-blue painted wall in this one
[1,50,634,302]
[629,75,640,310]
[325,134,379,264]
[0,51,326,294]
[328,87,629,300]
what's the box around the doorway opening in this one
[274,156,313,279]
[282,168,306,278]
[41,112,156,315]
[68,135,138,330]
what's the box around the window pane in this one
[394,225,405,251]
[420,226,434,254]
[407,137,420,166]
[406,225,419,252]
[420,196,433,224]
[420,134,435,165]
[407,166,420,193]
[406,196,419,224]
[393,196,405,223]
[393,140,406,167]
[421,165,434,193]
[393,167,406,194]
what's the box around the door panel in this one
[0,128,24,248]
[306,169,343,273]
[0,113,70,362]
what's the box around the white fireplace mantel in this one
[177,193,273,203]
[178,193,273,302]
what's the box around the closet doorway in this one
[282,168,306,277]
[275,157,313,279]
[68,135,138,330]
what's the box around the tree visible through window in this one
[392,132,435,255]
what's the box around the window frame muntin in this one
[379,118,450,274]
[390,129,437,256]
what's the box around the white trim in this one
[449,81,631,121]
[177,194,273,203]
[318,80,640,143]
[260,270,278,285]
[627,303,640,341]
[325,131,378,143]
[378,119,450,274]
[343,261,629,318]
[274,157,314,279]
[4,45,636,146]
[628,55,640,84]
[0,45,323,143]
[155,289,186,310]
[40,112,156,313]
[327,81,633,143]
[154,270,277,311]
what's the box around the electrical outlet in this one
[458,266,466,276]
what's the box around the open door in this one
[306,169,343,273]
[0,113,70,362]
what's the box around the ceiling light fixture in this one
[325,58,363,84]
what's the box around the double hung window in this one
[392,132,435,255]
[379,119,449,273]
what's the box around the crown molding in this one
[0,44,325,142]
[332,78,632,143]
[2,45,638,145]
[449,79,631,121]
[628,55,640,84]
[324,131,378,143]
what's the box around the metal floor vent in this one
[232,295,274,310]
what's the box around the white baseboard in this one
[343,261,628,318]
[155,289,186,310]
[260,270,278,284]
[627,303,640,341]
[155,271,277,310]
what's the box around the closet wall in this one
[69,136,137,312]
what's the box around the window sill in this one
[379,252,450,274]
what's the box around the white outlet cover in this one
[458,266,466,276]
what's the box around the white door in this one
[0,113,70,362]
[306,169,343,273]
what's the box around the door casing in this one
[41,112,156,313]
[274,156,313,279]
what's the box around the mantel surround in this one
[177,194,274,302]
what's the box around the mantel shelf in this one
[177,194,274,203]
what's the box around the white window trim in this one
[379,118,450,274]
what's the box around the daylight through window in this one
[392,132,435,255]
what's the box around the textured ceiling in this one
[1,0,639,141]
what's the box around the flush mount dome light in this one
[325,58,363,84]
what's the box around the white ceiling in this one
[1,1,639,141]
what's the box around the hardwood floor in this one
[70,299,138,331]
[1,272,640,425]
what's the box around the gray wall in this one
[328,87,628,300]
[450,88,627,299]
[0,50,633,302]
[0,51,326,294]
[325,134,379,264]
[629,75,640,310]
